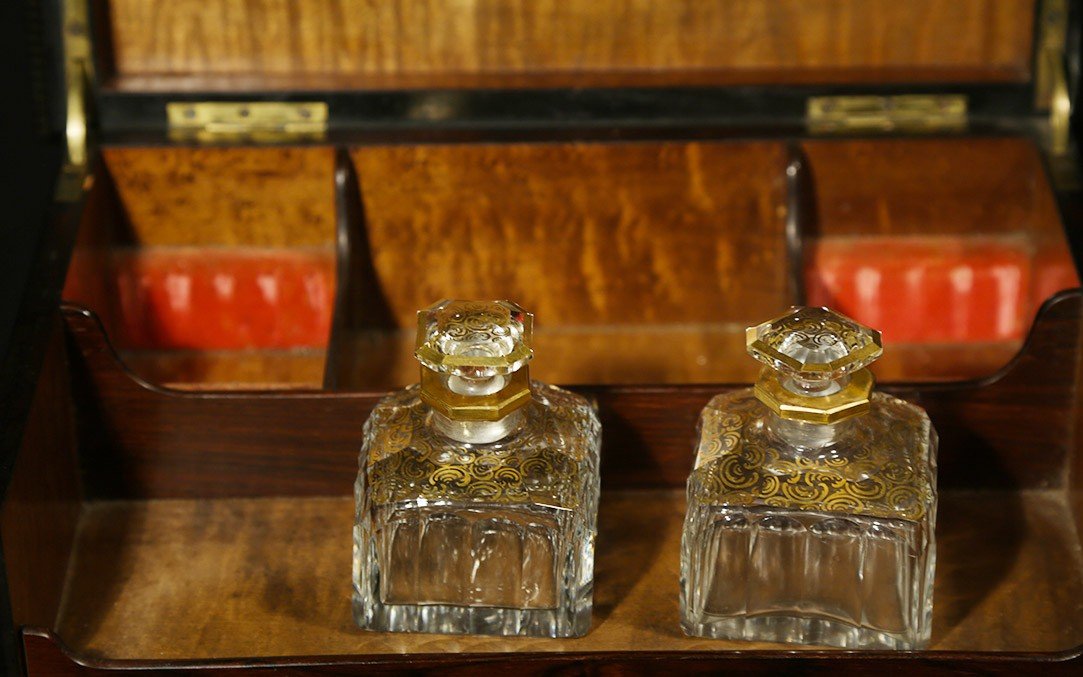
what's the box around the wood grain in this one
[102,147,336,246]
[49,490,1083,662]
[63,290,1083,498]
[105,0,1035,87]
[802,137,1065,240]
[103,67,1047,94]
[351,141,792,328]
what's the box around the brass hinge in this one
[807,95,968,135]
[167,102,329,143]
[57,0,94,202]
[1035,0,1070,155]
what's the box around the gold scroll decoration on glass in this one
[692,392,934,521]
[365,385,596,509]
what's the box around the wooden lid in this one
[99,0,1038,93]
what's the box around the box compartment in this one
[61,136,1078,390]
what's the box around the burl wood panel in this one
[801,136,1078,372]
[802,138,1066,241]
[0,319,82,630]
[64,290,1083,499]
[49,491,1083,662]
[337,326,758,389]
[351,142,791,328]
[105,0,1035,87]
[101,147,336,246]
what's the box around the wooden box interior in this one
[10,0,1082,669]
[6,131,1081,669]
[62,136,1078,390]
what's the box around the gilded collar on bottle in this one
[754,367,873,424]
[420,368,532,421]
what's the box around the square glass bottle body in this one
[680,390,937,649]
[353,381,601,637]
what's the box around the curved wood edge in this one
[911,288,1083,489]
[20,628,1083,675]
[323,147,397,390]
[895,288,1083,394]
[62,289,1083,498]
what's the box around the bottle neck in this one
[753,365,873,438]
[766,411,850,451]
[419,366,532,444]
[781,372,848,397]
[430,407,526,444]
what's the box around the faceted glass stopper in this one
[746,306,882,383]
[415,299,534,378]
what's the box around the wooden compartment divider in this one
[59,137,1074,390]
[62,148,340,389]
[328,136,1074,389]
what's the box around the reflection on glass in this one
[353,300,602,637]
[681,307,938,649]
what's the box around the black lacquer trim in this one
[95,82,1038,141]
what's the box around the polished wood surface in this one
[21,629,1083,676]
[104,66,1049,95]
[102,147,336,246]
[104,0,1035,89]
[802,138,1064,240]
[49,490,1082,662]
[63,290,1083,499]
[1073,308,1083,548]
[351,141,792,328]
[120,349,326,390]
[61,164,131,346]
[0,320,82,630]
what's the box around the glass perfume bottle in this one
[680,307,937,649]
[353,299,602,637]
